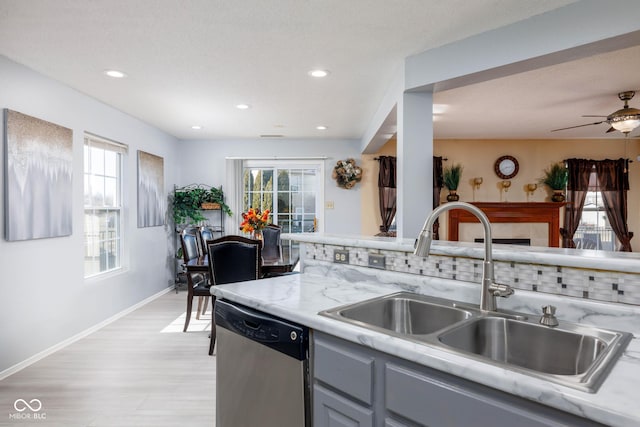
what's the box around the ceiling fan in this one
[551,91,640,135]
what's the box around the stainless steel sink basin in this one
[438,317,606,375]
[437,316,631,390]
[319,292,632,392]
[330,293,474,335]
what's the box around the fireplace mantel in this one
[447,202,565,247]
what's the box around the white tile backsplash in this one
[303,242,640,305]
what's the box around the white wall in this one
[177,139,362,234]
[0,56,180,374]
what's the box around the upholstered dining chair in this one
[193,226,218,317]
[206,235,262,355]
[261,224,282,262]
[197,226,217,255]
[180,228,211,332]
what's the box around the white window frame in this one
[242,159,325,233]
[83,133,127,278]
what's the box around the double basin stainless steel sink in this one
[319,292,632,392]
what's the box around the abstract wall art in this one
[4,109,73,241]
[137,150,165,227]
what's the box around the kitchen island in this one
[211,267,640,426]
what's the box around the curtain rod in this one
[225,156,328,160]
[373,156,448,161]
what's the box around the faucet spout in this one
[414,201,512,311]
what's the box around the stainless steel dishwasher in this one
[214,299,310,427]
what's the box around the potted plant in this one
[539,163,568,202]
[171,185,232,225]
[443,163,463,201]
[201,186,232,216]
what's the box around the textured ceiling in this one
[0,0,582,140]
[434,44,640,140]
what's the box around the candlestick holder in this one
[501,180,511,202]
[472,177,483,201]
[526,183,537,202]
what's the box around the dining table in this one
[185,240,300,278]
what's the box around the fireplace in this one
[474,238,531,246]
[448,202,565,247]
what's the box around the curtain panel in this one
[377,156,397,234]
[595,159,633,251]
[432,156,444,240]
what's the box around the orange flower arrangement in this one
[240,208,270,233]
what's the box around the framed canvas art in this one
[137,150,165,227]
[4,109,73,241]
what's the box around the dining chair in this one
[207,235,262,355]
[194,226,218,316]
[180,228,211,332]
[197,226,217,256]
[261,224,282,262]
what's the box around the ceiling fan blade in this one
[551,121,605,132]
[606,126,616,133]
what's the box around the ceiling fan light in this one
[610,116,640,133]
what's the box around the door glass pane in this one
[278,192,290,214]
[277,170,290,190]
[262,170,273,191]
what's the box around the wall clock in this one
[494,155,519,179]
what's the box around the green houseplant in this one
[172,184,232,225]
[540,163,568,202]
[443,163,463,201]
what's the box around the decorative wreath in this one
[332,158,363,189]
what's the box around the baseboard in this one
[0,286,174,381]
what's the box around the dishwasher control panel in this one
[215,299,309,360]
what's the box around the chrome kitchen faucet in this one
[414,202,514,311]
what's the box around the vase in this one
[252,230,263,246]
[551,190,565,202]
[446,190,460,202]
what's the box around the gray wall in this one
[0,56,180,374]
[177,139,363,235]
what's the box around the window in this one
[574,170,616,251]
[84,134,126,277]
[243,160,323,233]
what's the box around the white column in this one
[397,90,433,239]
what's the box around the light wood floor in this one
[0,291,216,426]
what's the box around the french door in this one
[243,160,323,233]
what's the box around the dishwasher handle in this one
[215,299,308,360]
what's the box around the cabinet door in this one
[385,363,601,427]
[314,385,374,427]
[314,335,374,405]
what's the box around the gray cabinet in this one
[314,385,374,427]
[313,333,376,426]
[312,332,604,427]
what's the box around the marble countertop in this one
[284,232,640,273]
[211,272,640,426]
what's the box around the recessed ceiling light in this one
[316,125,328,130]
[191,125,202,130]
[104,69,127,78]
[309,69,330,78]
[236,104,251,110]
